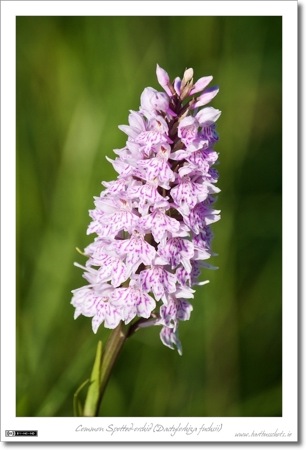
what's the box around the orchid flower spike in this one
[72,64,221,355]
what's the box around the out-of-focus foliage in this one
[16,16,282,417]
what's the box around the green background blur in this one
[16,16,282,417]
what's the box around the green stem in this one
[82,318,152,416]
[95,322,129,416]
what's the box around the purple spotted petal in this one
[184,202,221,234]
[160,297,193,327]
[113,284,156,324]
[92,302,122,332]
[170,176,209,216]
[157,237,194,273]
[137,157,175,189]
[138,208,183,243]
[95,255,128,287]
[178,116,199,147]
[139,266,177,302]
[160,326,183,356]
[115,234,156,274]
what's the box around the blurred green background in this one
[16,16,282,417]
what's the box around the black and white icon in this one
[5,430,38,437]
[5,431,15,437]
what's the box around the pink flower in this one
[112,279,156,325]
[72,64,221,354]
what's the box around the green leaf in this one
[73,379,89,417]
[83,340,103,416]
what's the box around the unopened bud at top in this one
[156,64,173,96]
[182,68,194,84]
[156,64,170,86]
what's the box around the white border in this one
[1,0,298,444]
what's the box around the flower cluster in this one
[71,65,221,354]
